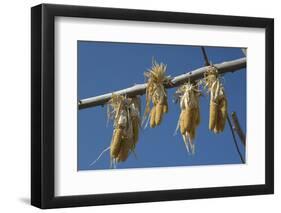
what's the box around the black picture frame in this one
[31,3,274,209]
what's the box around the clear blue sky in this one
[78,41,246,171]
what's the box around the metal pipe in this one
[79,57,246,110]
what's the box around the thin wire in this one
[227,114,245,163]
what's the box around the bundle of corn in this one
[204,66,228,133]
[107,94,141,166]
[144,60,170,128]
[175,82,201,154]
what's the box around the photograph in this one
[77,41,246,170]
[30,3,274,209]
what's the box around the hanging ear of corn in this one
[219,95,228,131]
[204,66,228,133]
[179,109,187,134]
[194,106,200,127]
[209,100,218,131]
[214,92,228,133]
[175,82,201,154]
[130,97,141,148]
[144,59,170,128]
[150,106,156,128]
[116,138,131,162]
[163,96,169,113]
[110,128,123,158]
[155,103,164,125]
[107,94,141,166]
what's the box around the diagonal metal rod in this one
[79,57,246,110]
[231,112,246,146]
[201,47,211,66]
[227,114,245,163]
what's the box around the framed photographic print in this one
[31,3,274,209]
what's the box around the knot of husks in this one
[108,95,141,163]
[205,66,228,133]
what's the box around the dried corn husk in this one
[175,82,201,154]
[107,94,141,166]
[144,60,170,128]
[204,66,228,133]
